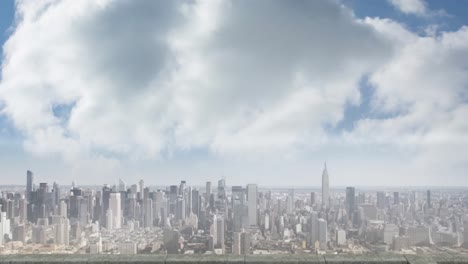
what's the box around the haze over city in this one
[1,0,468,186]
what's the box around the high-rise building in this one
[463,220,468,248]
[427,190,432,209]
[0,210,11,245]
[205,181,212,204]
[310,192,316,206]
[216,215,225,253]
[318,218,328,249]
[138,180,144,201]
[384,224,399,245]
[144,198,153,228]
[247,184,257,227]
[322,163,329,206]
[109,192,122,229]
[377,191,386,209]
[26,170,34,202]
[346,187,356,219]
[119,179,126,192]
[309,211,319,247]
[218,179,226,200]
[393,192,400,205]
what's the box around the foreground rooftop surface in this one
[1,254,468,264]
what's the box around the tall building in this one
[119,179,126,192]
[463,220,468,248]
[427,190,432,209]
[0,210,11,245]
[308,211,319,247]
[26,170,34,202]
[247,184,257,227]
[318,218,328,249]
[310,192,316,206]
[346,187,356,219]
[109,192,122,229]
[322,163,329,206]
[393,192,400,205]
[206,181,212,204]
[218,179,226,200]
[216,215,225,253]
[377,191,386,209]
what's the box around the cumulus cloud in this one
[1,0,468,185]
[0,0,390,161]
[388,0,428,16]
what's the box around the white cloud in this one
[0,0,390,161]
[1,0,468,185]
[388,0,428,16]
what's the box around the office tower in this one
[119,179,126,192]
[206,181,212,202]
[54,217,69,245]
[218,179,226,200]
[427,190,432,209]
[377,191,386,209]
[32,225,47,244]
[308,211,318,247]
[247,184,258,227]
[0,210,11,245]
[26,170,34,222]
[109,192,122,229]
[322,163,329,206]
[346,187,356,219]
[286,189,294,214]
[241,231,251,254]
[318,218,328,249]
[154,190,165,222]
[177,195,186,220]
[463,220,468,248]
[26,170,34,202]
[310,192,316,206]
[144,198,153,228]
[53,182,60,209]
[138,179,144,201]
[19,197,27,224]
[12,225,26,242]
[336,229,346,246]
[59,200,67,218]
[393,192,400,205]
[130,184,138,194]
[186,186,192,216]
[106,209,113,230]
[233,232,241,254]
[163,229,181,254]
[384,224,399,245]
[216,215,225,252]
[191,189,200,216]
[179,180,186,195]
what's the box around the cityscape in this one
[0,165,467,256]
[1,0,468,261]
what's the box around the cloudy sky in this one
[1,0,468,186]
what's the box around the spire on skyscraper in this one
[322,162,329,207]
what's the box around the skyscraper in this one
[109,192,121,229]
[346,187,356,219]
[377,191,386,209]
[26,170,34,202]
[322,163,329,207]
[427,190,432,209]
[247,184,257,227]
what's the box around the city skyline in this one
[0,169,466,255]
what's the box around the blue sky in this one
[1,0,468,186]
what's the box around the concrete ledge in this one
[0,254,467,264]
